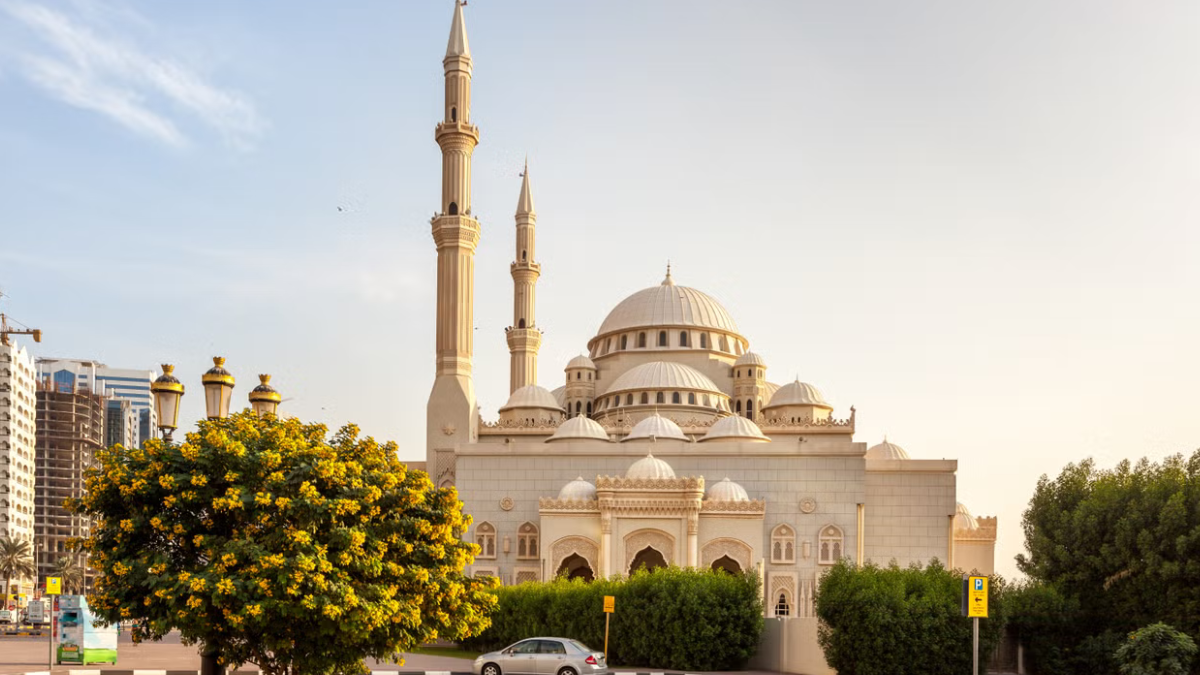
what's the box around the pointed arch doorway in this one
[557,553,594,581]
[629,546,667,574]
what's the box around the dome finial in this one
[662,261,674,286]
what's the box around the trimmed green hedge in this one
[459,567,764,671]
[816,560,1007,675]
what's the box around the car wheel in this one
[482,663,502,675]
[559,668,578,675]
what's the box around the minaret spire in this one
[428,0,481,476]
[507,158,542,393]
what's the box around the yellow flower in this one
[194,534,205,546]
[111,562,131,577]
[221,553,237,567]
[224,471,240,482]
[158,474,176,489]
[173,523,185,535]
[191,474,208,487]
[216,578,235,595]
[246,604,262,617]
[119,519,133,532]
[189,577,207,592]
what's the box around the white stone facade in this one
[1,340,37,546]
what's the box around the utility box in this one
[55,595,117,665]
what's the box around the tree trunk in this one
[201,642,225,675]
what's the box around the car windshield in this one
[567,639,594,654]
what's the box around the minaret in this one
[427,0,480,476]
[506,159,542,393]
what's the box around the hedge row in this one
[459,566,764,671]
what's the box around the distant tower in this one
[427,0,480,478]
[506,159,542,393]
[564,355,597,417]
[732,352,769,420]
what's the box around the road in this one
[0,631,473,675]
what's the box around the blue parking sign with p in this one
[975,578,983,591]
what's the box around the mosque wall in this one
[863,462,957,568]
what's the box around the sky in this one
[0,1,1197,581]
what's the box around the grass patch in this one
[409,645,480,660]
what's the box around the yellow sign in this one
[46,577,62,595]
[967,576,988,618]
[603,595,615,613]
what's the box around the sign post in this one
[964,576,989,675]
[46,577,61,670]
[602,595,615,662]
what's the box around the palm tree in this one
[51,556,84,595]
[0,536,35,608]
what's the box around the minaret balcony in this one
[505,327,543,351]
[435,121,480,144]
[510,261,542,275]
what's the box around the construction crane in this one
[0,293,41,346]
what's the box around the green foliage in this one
[1015,451,1200,674]
[460,567,763,671]
[815,560,1006,675]
[68,411,498,675]
[0,535,35,601]
[51,556,85,594]
[1005,580,1079,675]
[1116,624,1198,675]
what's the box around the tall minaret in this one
[506,159,542,393]
[427,0,480,478]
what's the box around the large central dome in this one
[595,271,740,337]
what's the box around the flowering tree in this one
[69,412,496,675]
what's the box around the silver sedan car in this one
[473,637,609,675]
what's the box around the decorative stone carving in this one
[538,497,600,512]
[800,497,817,514]
[768,572,798,618]
[701,538,753,571]
[442,424,456,436]
[687,513,699,535]
[623,529,675,571]
[499,496,514,511]
[701,498,767,513]
[479,418,563,430]
[434,449,456,487]
[551,535,599,573]
[600,513,612,534]
[595,475,704,491]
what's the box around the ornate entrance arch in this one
[558,553,595,581]
[623,529,674,573]
[630,546,667,573]
[551,536,599,578]
[701,538,753,572]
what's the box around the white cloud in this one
[3,1,265,148]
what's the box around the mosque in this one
[421,2,996,619]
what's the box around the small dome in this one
[549,386,567,408]
[866,438,910,460]
[558,476,597,501]
[700,416,771,443]
[765,379,831,409]
[955,502,979,531]
[499,385,565,412]
[706,477,750,502]
[566,355,597,370]
[547,415,610,443]
[734,352,767,367]
[623,414,689,442]
[625,452,676,479]
[605,361,724,396]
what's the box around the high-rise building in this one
[104,398,138,449]
[37,359,156,447]
[0,339,37,552]
[34,378,104,589]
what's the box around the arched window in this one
[518,318,526,328]
[736,369,741,378]
[720,336,729,352]
[688,393,696,405]
[672,392,681,404]
[522,250,527,261]
[620,335,628,350]
[679,331,689,347]
[575,402,582,414]
[449,202,458,215]
[700,334,708,349]
[577,372,581,380]
[746,399,754,419]
[819,525,844,565]
[586,402,592,415]
[638,332,647,348]
[771,524,795,563]
[640,393,649,405]
[588,372,592,380]
[450,106,457,122]
[627,394,634,405]
[656,392,665,404]
[475,522,496,559]
[517,522,539,559]
[735,400,742,413]
[775,592,791,617]
[658,331,668,347]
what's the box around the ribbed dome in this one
[707,477,750,502]
[605,361,724,396]
[763,381,781,400]
[625,452,676,479]
[550,386,567,408]
[955,502,979,531]
[594,272,740,337]
[558,476,597,501]
[866,438,910,460]
[547,415,610,443]
[623,414,689,442]
[765,379,831,409]
[700,415,771,443]
[499,385,565,412]
[734,352,767,367]
[565,355,597,370]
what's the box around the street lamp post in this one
[147,357,283,675]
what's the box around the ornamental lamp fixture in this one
[150,364,185,441]
[202,356,236,419]
[248,374,282,418]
